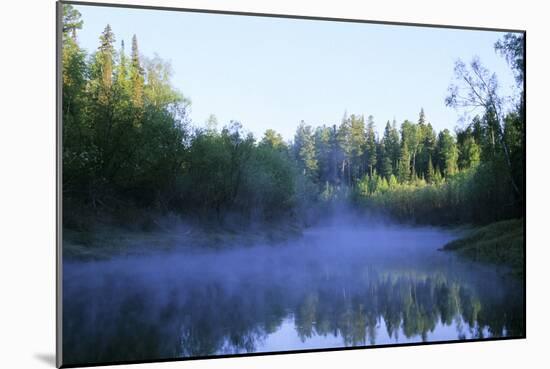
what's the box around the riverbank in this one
[63,222,303,261]
[442,218,524,277]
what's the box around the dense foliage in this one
[62,5,524,231]
[62,6,309,230]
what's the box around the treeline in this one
[295,111,459,187]
[62,5,524,231]
[358,36,525,225]
[287,33,524,225]
[291,102,523,224]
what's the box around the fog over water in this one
[63,214,524,365]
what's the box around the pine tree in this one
[365,115,377,177]
[97,24,116,102]
[205,114,219,133]
[314,125,338,185]
[130,34,145,107]
[401,119,420,179]
[418,107,426,125]
[62,4,83,41]
[349,114,366,181]
[294,121,318,180]
[114,40,130,95]
[382,120,400,176]
[418,122,436,179]
[398,141,411,182]
[459,136,481,169]
[61,17,86,118]
[328,125,340,185]
[426,155,435,183]
[378,141,393,179]
[337,114,353,185]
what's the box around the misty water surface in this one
[63,218,524,365]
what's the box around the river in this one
[62,220,524,365]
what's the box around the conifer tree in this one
[294,121,318,180]
[114,40,130,95]
[96,24,116,102]
[418,108,426,125]
[349,114,366,181]
[401,120,420,179]
[457,135,481,169]
[418,121,436,179]
[378,141,393,179]
[365,115,377,177]
[398,141,411,182]
[327,125,340,185]
[426,155,435,183]
[337,114,353,185]
[62,4,83,41]
[314,126,336,185]
[130,34,145,107]
[382,120,400,176]
[61,19,86,117]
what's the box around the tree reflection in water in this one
[63,250,524,366]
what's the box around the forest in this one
[61,5,525,242]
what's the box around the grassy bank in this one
[443,218,524,277]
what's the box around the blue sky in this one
[72,4,519,141]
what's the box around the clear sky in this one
[72,4,519,141]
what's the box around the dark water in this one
[63,222,525,366]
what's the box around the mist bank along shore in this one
[62,219,304,261]
[62,206,524,280]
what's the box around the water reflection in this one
[63,225,524,366]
